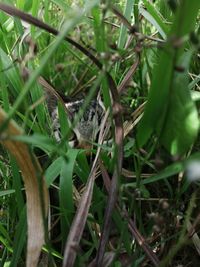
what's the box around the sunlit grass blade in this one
[140,0,169,39]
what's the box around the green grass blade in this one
[10,208,27,267]
[0,189,15,197]
[118,0,134,49]
[160,51,199,155]
[44,156,63,187]
[10,157,24,215]
[59,149,79,242]
[137,0,200,155]
[140,0,169,39]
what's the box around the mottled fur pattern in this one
[47,96,104,147]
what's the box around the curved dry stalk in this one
[118,56,140,95]
[95,75,124,267]
[62,165,98,267]
[0,108,49,267]
[110,5,132,30]
[123,102,146,138]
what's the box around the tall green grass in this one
[0,0,200,266]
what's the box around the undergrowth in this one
[0,0,200,267]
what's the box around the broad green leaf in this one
[160,52,199,155]
[59,149,79,243]
[92,6,105,52]
[137,0,200,155]
[58,101,70,141]
[60,149,78,213]
[44,156,63,187]
[136,48,174,146]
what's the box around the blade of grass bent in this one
[0,108,49,267]
[95,75,124,267]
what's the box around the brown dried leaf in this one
[0,108,49,267]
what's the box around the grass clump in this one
[0,1,200,266]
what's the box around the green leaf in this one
[92,6,105,52]
[16,0,25,10]
[59,149,79,242]
[10,208,27,267]
[137,0,200,154]
[139,0,169,39]
[0,189,15,197]
[51,0,70,11]
[60,149,78,215]
[0,47,23,97]
[115,0,134,75]
[10,156,24,215]
[44,156,63,187]
[30,83,46,132]
[160,52,199,155]
[58,101,70,141]
[3,0,100,127]
[142,162,183,185]
[189,74,200,90]
[11,134,57,153]
[0,224,13,252]
[117,0,134,49]
[136,47,174,146]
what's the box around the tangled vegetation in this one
[0,0,200,266]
